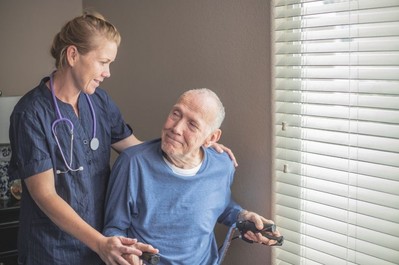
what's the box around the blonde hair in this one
[50,11,121,70]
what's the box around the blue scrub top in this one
[8,76,132,265]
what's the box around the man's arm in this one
[104,152,134,237]
[218,199,243,226]
[104,152,159,263]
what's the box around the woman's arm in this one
[111,134,142,153]
[24,169,155,265]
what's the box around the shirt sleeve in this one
[103,152,132,237]
[216,157,243,227]
[8,110,53,180]
[103,91,133,144]
[217,198,243,227]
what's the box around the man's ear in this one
[204,129,222,148]
[66,45,79,67]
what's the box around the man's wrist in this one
[237,209,249,221]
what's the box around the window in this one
[272,0,399,264]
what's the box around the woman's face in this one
[71,39,118,94]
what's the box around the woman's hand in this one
[211,143,238,167]
[98,236,158,265]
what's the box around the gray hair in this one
[179,88,225,132]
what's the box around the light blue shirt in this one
[104,139,242,265]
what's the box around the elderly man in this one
[103,88,280,265]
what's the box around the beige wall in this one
[1,1,273,264]
[83,1,274,264]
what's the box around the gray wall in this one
[1,1,273,264]
[0,0,82,96]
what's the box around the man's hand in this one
[238,210,282,246]
[123,242,159,265]
[122,253,143,265]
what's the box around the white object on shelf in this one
[0,96,21,144]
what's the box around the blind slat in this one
[276,136,399,167]
[276,127,399,153]
[275,79,399,95]
[275,38,399,54]
[276,53,399,66]
[276,102,399,124]
[275,23,399,42]
[275,66,399,80]
[274,114,399,140]
[276,90,399,109]
[275,8,399,30]
[276,147,399,174]
[275,0,398,7]
[275,159,399,185]
[275,0,399,19]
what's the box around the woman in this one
[8,12,158,265]
[9,11,235,265]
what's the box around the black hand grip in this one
[236,220,276,234]
[236,220,284,246]
[141,252,160,265]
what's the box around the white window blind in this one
[272,0,399,264]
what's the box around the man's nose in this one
[171,120,184,135]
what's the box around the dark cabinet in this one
[0,199,20,265]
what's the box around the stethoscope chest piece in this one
[90,137,99,151]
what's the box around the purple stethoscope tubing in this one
[50,72,98,174]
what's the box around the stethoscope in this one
[50,72,99,174]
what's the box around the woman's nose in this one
[102,66,111,78]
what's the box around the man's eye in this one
[170,111,180,119]
[189,122,198,130]
[175,110,183,116]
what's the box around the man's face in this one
[161,93,216,163]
